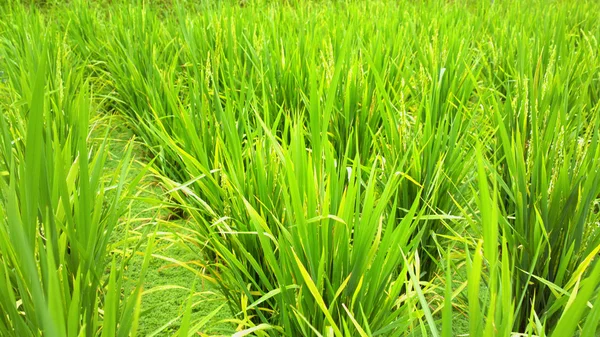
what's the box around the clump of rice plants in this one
[0,23,153,337]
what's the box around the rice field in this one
[1,0,600,336]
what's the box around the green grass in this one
[99,122,233,336]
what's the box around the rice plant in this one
[0,15,153,336]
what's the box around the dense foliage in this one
[1,0,599,336]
